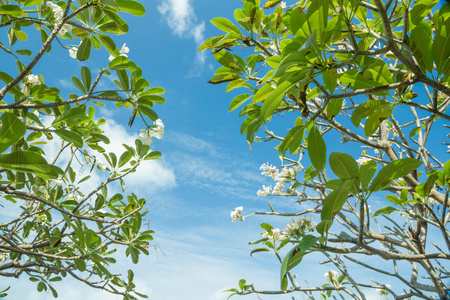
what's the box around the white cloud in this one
[157,0,206,72]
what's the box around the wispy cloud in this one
[157,0,206,74]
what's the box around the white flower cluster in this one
[262,228,287,241]
[356,156,370,165]
[108,43,130,62]
[280,1,286,8]
[283,217,316,238]
[47,2,72,35]
[258,163,298,196]
[139,119,164,146]
[230,206,244,223]
[20,74,41,95]
[257,185,271,196]
[69,46,78,59]
[324,270,339,283]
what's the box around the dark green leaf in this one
[369,158,423,192]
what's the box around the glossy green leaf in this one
[15,49,32,56]
[81,66,92,92]
[0,151,50,173]
[52,106,86,127]
[261,70,307,120]
[307,126,326,172]
[229,94,252,112]
[280,235,318,291]
[322,69,337,94]
[279,125,305,157]
[326,98,342,119]
[411,21,434,72]
[321,179,354,220]
[0,5,22,16]
[363,104,393,137]
[329,152,359,179]
[340,69,388,95]
[359,159,377,191]
[433,18,450,74]
[373,206,399,217]
[369,158,423,192]
[351,100,391,127]
[0,113,26,154]
[54,129,83,148]
[77,38,91,61]
[211,17,242,35]
[98,34,119,55]
[115,0,145,16]
[410,0,438,25]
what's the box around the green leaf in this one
[52,106,86,127]
[0,151,52,175]
[351,100,390,127]
[329,152,359,192]
[0,5,22,16]
[211,17,242,35]
[409,126,421,138]
[108,56,137,70]
[15,49,32,56]
[229,94,252,112]
[252,84,274,104]
[373,206,399,217]
[280,235,318,291]
[340,69,388,95]
[261,70,307,120]
[81,66,92,92]
[363,104,393,137]
[307,126,326,172]
[279,125,305,157]
[410,0,438,25]
[0,112,26,154]
[433,18,450,74]
[322,69,337,94]
[321,179,354,221]
[369,158,423,192]
[54,129,83,148]
[359,159,377,191]
[115,0,145,16]
[326,98,342,120]
[411,21,434,72]
[98,34,119,55]
[250,247,270,256]
[77,38,91,61]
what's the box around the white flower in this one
[66,193,81,202]
[230,206,244,223]
[139,119,164,146]
[152,119,164,139]
[139,129,154,146]
[53,179,62,186]
[263,228,287,241]
[97,161,107,171]
[260,162,278,179]
[108,43,130,62]
[20,74,41,95]
[69,47,78,58]
[356,156,370,165]
[257,185,271,197]
[272,181,284,195]
[324,270,339,283]
[59,24,72,35]
[280,1,286,8]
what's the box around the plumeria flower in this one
[20,74,42,95]
[230,206,244,223]
[356,156,370,165]
[280,1,286,8]
[53,178,63,186]
[139,129,154,146]
[108,43,130,62]
[97,161,107,171]
[139,119,164,146]
[69,47,78,58]
[324,270,339,283]
[262,228,287,241]
[257,185,271,197]
[47,2,72,35]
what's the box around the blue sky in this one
[2,0,450,299]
